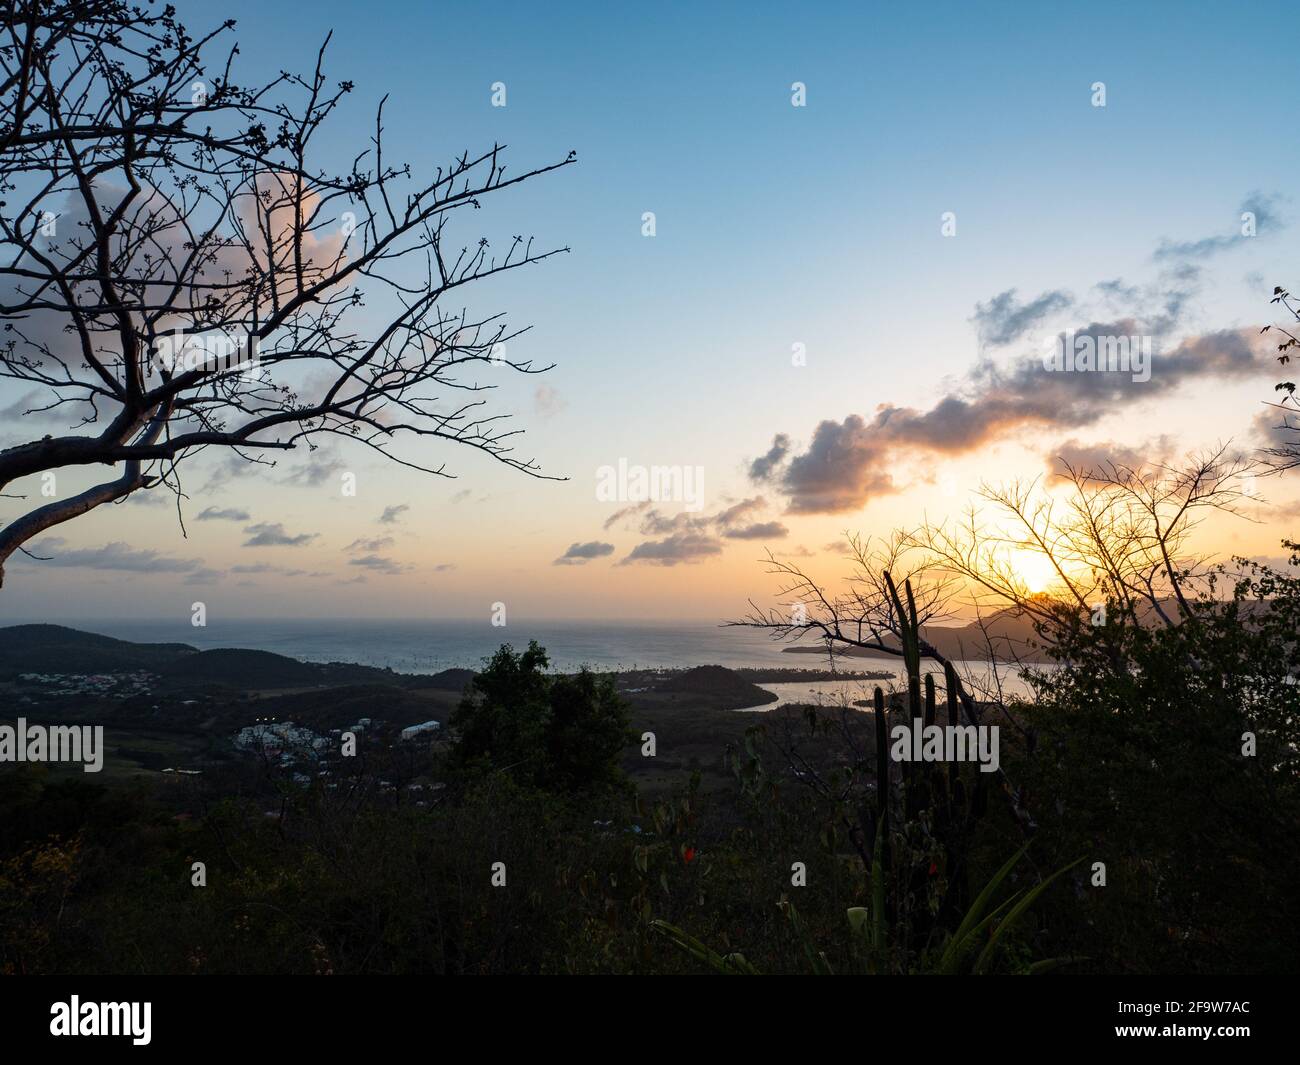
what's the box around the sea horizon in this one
[0,613,1045,701]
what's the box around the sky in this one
[1,0,1298,623]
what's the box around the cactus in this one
[873,685,890,875]
[870,572,994,955]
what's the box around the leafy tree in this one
[449,642,632,798]
[1020,544,1300,972]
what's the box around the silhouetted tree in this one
[1262,284,1300,471]
[0,0,575,585]
[449,641,631,797]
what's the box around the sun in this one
[1008,549,1058,594]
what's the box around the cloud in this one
[973,289,1073,347]
[1045,436,1177,484]
[122,491,168,507]
[19,538,202,573]
[753,326,1267,513]
[0,389,94,425]
[713,497,786,538]
[0,173,349,442]
[602,501,652,530]
[1095,278,1140,303]
[348,554,409,575]
[379,504,410,524]
[183,568,224,585]
[449,489,472,504]
[750,415,898,513]
[200,453,261,494]
[434,563,456,572]
[554,541,615,565]
[621,531,723,566]
[595,494,785,566]
[713,496,767,528]
[748,434,790,481]
[278,448,347,488]
[1263,497,1300,520]
[601,502,709,536]
[345,535,395,552]
[640,509,711,535]
[197,506,251,522]
[722,521,789,540]
[1251,407,1298,451]
[230,562,323,577]
[242,522,318,547]
[1154,192,1285,260]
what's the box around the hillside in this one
[156,647,331,688]
[0,623,197,678]
[0,624,414,690]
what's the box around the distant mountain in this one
[778,599,1202,664]
[0,623,197,678]
[0,624,412,689]
[781,608,1053,663]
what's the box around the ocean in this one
[17,616,1047,704]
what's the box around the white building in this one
[399,720,441,742]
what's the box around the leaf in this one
[650,919,759,975]
[942,841,1032,969]
[938,891,1023,974]
[972,856,1085,974]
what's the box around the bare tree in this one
[737,447,1258,671]
[0,0,575,585]
[732,448,1259,823]
[1261,284,1300,471]
[910,444,1259,636]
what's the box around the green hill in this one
[0,625,413,690]
[0,623,196,678]
[156,647,328,688]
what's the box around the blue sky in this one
[1,0,1296,620]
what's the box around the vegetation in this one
[448,641,633,799]
[0,0,574,588]
[3,440,1299,974]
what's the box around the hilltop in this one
[0,623,197,678]
[0,624,413,689]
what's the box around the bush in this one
[449,641,633,799]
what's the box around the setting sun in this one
[1009,550,1059,594]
